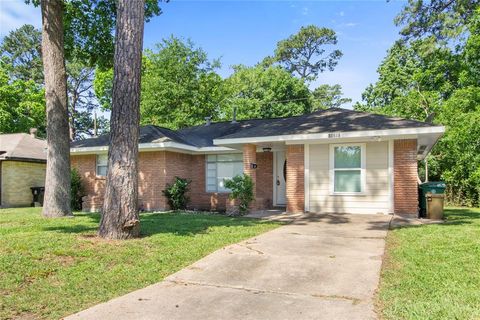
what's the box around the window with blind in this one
[96,154,108,176]
[206,154,243,192]
[330,144,365,194]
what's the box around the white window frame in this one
[96,154,108,177]
[205,153,243,193]
[329,143,366,195]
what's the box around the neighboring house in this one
[70,108,444,215]
[0,131,47,208]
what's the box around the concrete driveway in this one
[66,213,392,320]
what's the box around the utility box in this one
[419,182,446,217]
[426,193,445,220]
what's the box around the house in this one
[70,108,444,215]
[0,130,47,208]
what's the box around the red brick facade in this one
[394,139,418,215]
[286,145,305,213]
[72,149,273,212]
[73,140,417,215]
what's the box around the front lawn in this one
[378,207,480,319]
[0,208,280,319]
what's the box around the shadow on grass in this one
[41,212,272,237]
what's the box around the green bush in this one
[224,174,254,215]
[162,177,191,210]
[71,168,84,211]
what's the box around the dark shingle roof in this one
[71,125,194,148]
[217,108,436,140]
[0,133,47,161]
[71,108,440,148]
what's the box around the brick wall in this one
[256,152,273,209]
[71,151,248,212]
[394,139,418,215]
[1,160,46,207]
[71,154,106,211]
[286,145,305,213]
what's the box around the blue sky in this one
[0,0,406,107]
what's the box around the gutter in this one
[213,126,446,146]
[70,141,236,155]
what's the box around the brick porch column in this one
[243,144,257,209]
[286,145,304,213]
[394,139,418,215]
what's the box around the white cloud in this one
[0,0,41,36]
[344,22,357,27]
[301,7,309,16]
[339,11,345,17]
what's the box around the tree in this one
[66,59,107,140]
[395,0,480,41]
[99,0,145,239]
[222,65,312,120]
[140,37,224,129]
[40,0,72,217]
[355,8,480,206]
[312,84,351,110]
[264,25,342,82]
[0,24,43,84]
[0,64,45,135]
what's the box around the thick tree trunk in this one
[41,0,72,218]
[99,0,145,239]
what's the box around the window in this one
[96,154,108,176]
[330,144,365,194]
[206,154,243,192]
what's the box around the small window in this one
[206,154,243,192]
[96,154,108,176]
[330,144,365,194]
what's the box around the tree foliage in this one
[140,37,224,129]
[312,84,351,110]
[356,7,480,206]
[395,0,480,41]
[222,65,312,120]
[264,25,343,81]
[27,0,164,68]
[0,24,43,84]
[0,64,45,135]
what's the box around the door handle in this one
[276,176,280,186]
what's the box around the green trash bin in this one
[419,182,446,217]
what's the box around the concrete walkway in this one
[66,213,392,320]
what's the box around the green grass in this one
[0,208,280,319]
[378,207,480,320]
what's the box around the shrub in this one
[162,177,191,210]
[71,168,84,211]
[224,174,254,215]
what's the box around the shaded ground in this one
[0,208,279,320]
[67,213,391,320]
[378,207,480,319]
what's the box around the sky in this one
[0,0,406,108]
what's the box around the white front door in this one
[274,151,287,206]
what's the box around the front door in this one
[274,151,287,206]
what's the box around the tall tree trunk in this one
[99,0,145,239]
[41,0,72,217]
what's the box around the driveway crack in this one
[166,279,363,304]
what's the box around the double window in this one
[206,154,243,192]
[96,154,108,176]
[330,144,365,194]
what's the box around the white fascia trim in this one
[213,126,445,145]
[70,142,235,155]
